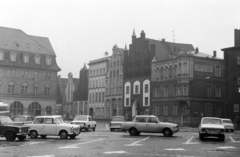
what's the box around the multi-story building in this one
[222,29,240,123]
[151,49,225,126]
[88,57,109,119]
[123,30,194,120]
[73,64,89,117]
[0,26,61,117]
[105,44,125,119]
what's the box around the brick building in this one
[0,26,61,117]
[151,49,225,126]
[222,29,240,125]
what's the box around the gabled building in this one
[0,26,61,117]
[105,44,125,119]
[123,30,195,120]
[222,29,240,123]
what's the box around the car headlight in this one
[19,128,22,133]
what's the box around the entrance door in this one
[89,108,93,117]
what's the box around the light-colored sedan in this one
[28,115,80,139]
[71,115,96,131]
[198,117,225,141]
[221,118,234,132]
[110,116,125,131]
[12,115,34,125]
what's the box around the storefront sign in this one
[195,65,212,72]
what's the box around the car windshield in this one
[202,118,222,125]
[0,117,13,125]
[13,117,25,122]
[55,117,64,124]
[112,117,124,121]
[74,115,87,121]
[222,120,232,124]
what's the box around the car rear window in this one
[202,118,222,125]
[112,117,124,121]
[13,117,25,122]
[74,115,88,121]
[222,120,232,124]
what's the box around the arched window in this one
[10,101,23,115]
[28,102,41,116]
[46,106,52,115]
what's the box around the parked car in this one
[221,118,234,132]
[121,115,179,137]
[198,117,225,141]
[110,116,125,131]
[28,115,80,139]
[12,115,34,125]
[71,115,96,131]
[0,116,29,141]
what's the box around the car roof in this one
[75,115,91,117]
[221,118,232,120]
[135,115,156,117]
[112,116,124,118]
[35,115,63,118]
[13,115,32,117]
[202,117,221,120]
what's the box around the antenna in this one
[172,31,175,43]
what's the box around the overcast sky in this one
[1,0,239,78]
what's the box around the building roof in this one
[0,26,55,55]
[88,56,110,65]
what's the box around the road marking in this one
[165,148,185,151]
[104,151,127,154]
[230,136,240,143]
[0,146,15,150]
[106,124,109,130]
[26,155,55,157]
[184,136,198,144]
[125,136,149,146]
[217,146,236,149]
[58,138,106,149]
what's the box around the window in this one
[216,105,221,116]
[145,97,148,106]
[164,105,168,115]
[183,85,188,95]
[215,86,221,97]
[10,101,23,115]
[215,66,221,77]
[102,92,104,102]
[44,86,50,95]
[164,86,168,97]
[136,117,146,123]
[92,94,94,103]
[0,52,4,60]
[46,106,52,115]
[28,102,41,116]
[96,93,98,102]
[34,55,41,64]
[23,55,29,63]
[173,105,178,115]
[34,72,39,80]
[46,56,52,65]
[174,85,178,96]
[21,84,28,94]
[10,53,17,62]
[100,69,102,75]
[126,86,129,94]
[117,60,119,66]
[8,82,15,94]
[145,84,148,93]
[205,103,212,116]
[238,55,240,65]
[99,92,101,102]
[34,84,38,95]
[178,85,182,96]
[155,106,159,115]
[126,98,129,106]
[34,118,44,124]
[44,118,53,124]
[117,70,119,77]
[45,72,51,80]
[135,85,139,94]
[110,71,112,78]
[207,85,212,97]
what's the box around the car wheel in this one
[93,127,96,131]
[41,135,47,139]
[129,128,138,136]
[18,136,26,141]
[199,133,204,140]
[30,131,38,139]
[69,135,76,139]
[163,129,173,137]
[231,130,234,132]
[60,131,68,139]
[5,131,16,141]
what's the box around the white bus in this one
[0,102,9,116]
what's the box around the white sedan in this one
[221,118,234,132]
[110,116,125,131]
[198,117,225,141]
[28,115,80,139]
[71,115,96,131]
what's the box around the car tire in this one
[60,131,68,139]
[163,129,173,137]
[41,135,47,139]
[93,127,96,131]
[69,135,76,139]
[30,131,38,139]
[18,136,26,141]
[5,131,16,141]
[129,128,138,136]
[231,130,234,132]
[199,133,204,140]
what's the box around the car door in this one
[33,118,44,134]
[146,117,160,133]
[134,117,147,132]
[42,118,56,135]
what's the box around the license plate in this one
[207,129,218,133]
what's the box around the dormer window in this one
[45,56,52,65]
[10,52,17,62]
[0,51,4,60]
[23,54,29,63]
[34,55,41,64]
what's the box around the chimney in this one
[195,47,199,54]
[234,29,240,46]
[213,51,217,58]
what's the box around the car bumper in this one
[17,132,28,136]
